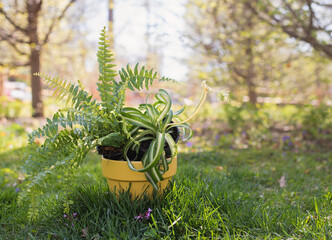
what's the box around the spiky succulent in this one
[121,89,193,190]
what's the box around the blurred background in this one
[0,0,332,153]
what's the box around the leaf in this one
[81,228,88,238]
[215,166,223,171]
[278,175,286,188]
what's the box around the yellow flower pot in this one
[101,157,177,199]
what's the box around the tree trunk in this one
[28,0,44,117]
[244,10,257,106]
[108,0,114,47]
[246,45,257,105]
[315,65,324,106]
[247,81,257,105]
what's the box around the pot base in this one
[101,157,177,199]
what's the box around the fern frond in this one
[119,63,175,91]
[23,128,92,196]
[97,27,118,110]
[96,28,175,112]
[28,106,119,146]
[36,72,97,111]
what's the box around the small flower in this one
[186,141,193,147]
[215,134,221,140]
[64,214,68,218]
[15,188,21,193]
[73,213,78,218]
[282,135,290,142]
[135,213,143,222]
[144,208,152,219]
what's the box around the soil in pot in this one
[97,145,138,161]
[97,126,179,161]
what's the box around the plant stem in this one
[166,81,209,127]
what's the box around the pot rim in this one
[101,157,177,181]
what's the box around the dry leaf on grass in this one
[81,228,88,238]
[278,175,286,188]
[215,166,224,171]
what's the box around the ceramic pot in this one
[101,157,177,199]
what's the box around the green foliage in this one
[0,123,27,153]
[121,89,193,190]
[97,27,172,112]
[301,105,332,139]
[23,27,172,195]
[0,97,29,118]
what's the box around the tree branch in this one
[6,41,29,56]
[0,61,29,68]
[313,1,332,8]
[0,7,28,34]
[0,31,29,44]
[42,0,77,45]
[306,0,314,33]
[246,0,332,59]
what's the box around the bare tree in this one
[247,0,332,59]
[185,0,274,105]
[0,0,76,117]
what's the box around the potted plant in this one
[102,88,195,198]
[23,28,214,199]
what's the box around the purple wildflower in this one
[135,208,153,222]
[215,134,221,141]
[282,135,290,142]
[15,188,21,193]
[73,213,78,218]
[64,214,68,218]
[144,208,152,219]
[186,141,193,147]
[135,213,143,222]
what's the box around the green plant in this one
[301,105,332,139]
[119,78,217,190]
[121,89,195,190]
[0,96,27,118]
[23,25,222,195]
[23,27,173,192]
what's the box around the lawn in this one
[1,144,331,239]
[1,104,332,239]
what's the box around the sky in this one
[86,0,189,81]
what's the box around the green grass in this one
[1,146,331,239]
